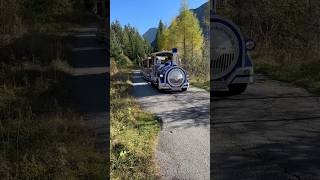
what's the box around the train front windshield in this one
[155,53,181,66]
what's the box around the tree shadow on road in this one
[156,105,210,129]
[212,117,320,180]
[212,134,320,180]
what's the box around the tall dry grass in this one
[0,28,107,179]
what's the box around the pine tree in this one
[110,21,153,65]
[111,20,124,48]
[110,28,124,64]
[163,0,203,69]
[155,20,166,51]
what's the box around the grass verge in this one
[189,75,210,91]
[110,66,160,179]
[252,50,320,94]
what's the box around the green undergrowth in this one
[110,66,161,179]
[252,50,320,94]
[189,75,210,91]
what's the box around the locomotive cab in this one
[211,0,255,95]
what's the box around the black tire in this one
[228,83,247,95]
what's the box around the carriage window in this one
[156,57,163,64]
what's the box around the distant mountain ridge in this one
[142,28,157,45]
[143,2,209,46]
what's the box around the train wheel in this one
[228,83,247,95]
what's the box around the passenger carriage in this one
[141,48,189,92]
[141,57,152,81]
[211,0,255,94]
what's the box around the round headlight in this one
[245,39,255,51]
[168,69,185,87]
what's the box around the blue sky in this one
[110,0,208,35]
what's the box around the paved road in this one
[212,74,320,180]
[131,70,210,180]
[68,18,109,152]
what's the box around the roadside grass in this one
[252,50,320,94]
[33,7,98,35]
[189,75,210,91]
[110,65,160,179]
[0,28,107,178]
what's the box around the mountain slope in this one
[143,2,209,46]
[143,28,157,44]
[191,2,209,37]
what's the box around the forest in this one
[219,0,320,93]
[110,21,152,66]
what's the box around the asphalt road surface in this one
[212,74,320,180]
[131,70,210,180]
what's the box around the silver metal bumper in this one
[158,82,189,90]
[212,67,254,91]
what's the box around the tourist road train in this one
[141,48,189,92]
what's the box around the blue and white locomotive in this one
[142,48,189,92]
[211,0,255,94]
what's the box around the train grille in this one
[212,53,236,79]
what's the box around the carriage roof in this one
[151,51,173,56]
